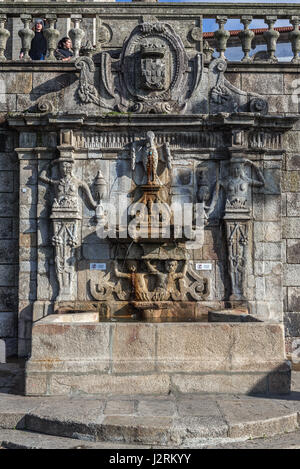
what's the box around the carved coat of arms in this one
[140,42,166,91]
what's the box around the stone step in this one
[0,429,151,450]
[1,388,300,447]
[1,428,300,450]
[23,406,300,446]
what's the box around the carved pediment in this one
[74,20,268,115]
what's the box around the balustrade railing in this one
[0,2,299,63]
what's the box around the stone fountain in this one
[9,18,295,396]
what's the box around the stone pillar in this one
[69,15,85,58]
[264,16,280,63]
[44,15,60,61]
[18,15,34,61]
[289,16,300,64]
[0,15,10,62]
[239,16,254,63]
[214,16,230,60]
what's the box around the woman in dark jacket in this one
[20,19,47,61]
[54,37,74,61]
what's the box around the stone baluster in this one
[44,15,60,61]
[0,15,10,62]
[68,15,85,58]
[18,15,34,61]
[289,16,300,64]
[263,16,279,63]
[203,40,214,64]
[239,16,254,63]
[214,16,230,60]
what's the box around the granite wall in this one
[0,63,299,361]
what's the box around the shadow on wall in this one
[21,73,78,113]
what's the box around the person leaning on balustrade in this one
[54,37,74,61]
[19,18,47,61]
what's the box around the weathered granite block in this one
[0,265,16,287]
[25,320,289,395]
[287,193,300,216]
[254,242,282,261]
[0,171,13,193]
[0,313,17,338]
[288,287,300,312]
[241,73,283,95]
[287,239,300,263]
[286,153,300,171]
[283,218,300,239]
[0,218,13,239]
[284,311,300,337]
[0,72,32,94]
[111,323,156,373]
[0,339,5,363]
[284,264,300,287]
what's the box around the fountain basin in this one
[26,318,290,396]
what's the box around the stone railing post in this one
[18,15,34,61]
[289,16,300,64]
[214,16,230,60]
[239,16,254,63]
[44,15,60,61]
[263,16,280,63]
[68,15,85,58]
[0,15,10,62]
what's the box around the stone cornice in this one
[1,3,300,18]
[0,61,299,74]
[7,112,299,132]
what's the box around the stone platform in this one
[26,315,290,396]
[0,373,300,448]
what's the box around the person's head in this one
[146,131,155,145]
[34,19,44,32]
[59,160,73,178]
[230,162,243,179]
[58,37,72,50]
[127,261,137,273]
[166,260,177,273]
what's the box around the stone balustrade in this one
[0,0,300,64]
[0,2,298,62]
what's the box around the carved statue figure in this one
[39,157,97,213]
[131,131,172,185]
[146,260,187,301]
[220,158,265,210]
[114,260,151,301]
[39,156,98,301]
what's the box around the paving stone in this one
[177,397,221,417]
[0,429,150,450]
[137,399,176,417]
[104,400,135,415]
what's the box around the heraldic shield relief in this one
[140,41,166,91]
[118,22,190,113]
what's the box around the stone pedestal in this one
[25,316,290,396]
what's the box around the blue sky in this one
[115,0,297,59]
[116,0,295,31]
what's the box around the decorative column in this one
[239,16,254,63]
[222,148,265,303]
[18,15,34,61]
[0,15,10,62]
[289,16,300,64]
[263,16,280,63]
[214,16,230,60]
[68,15,85,58]
[44,15,60,61]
